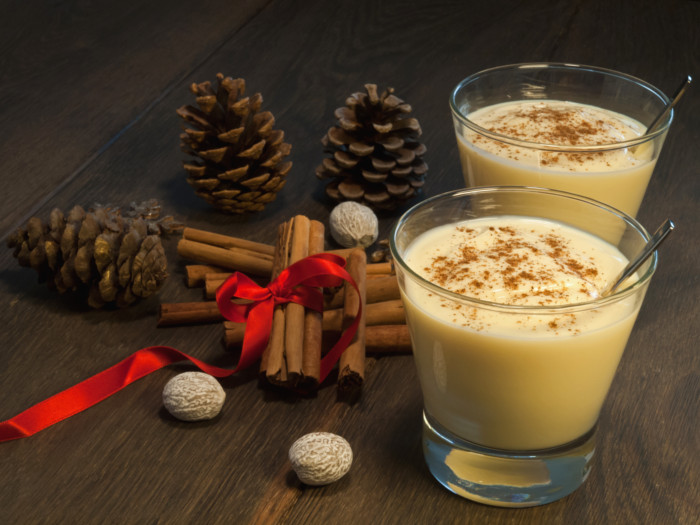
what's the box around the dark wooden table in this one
[1,1,698,523]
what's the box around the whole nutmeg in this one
[288,432,353,486]
[162,371,225,422]
[329,201,378,248]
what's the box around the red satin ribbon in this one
[0,253,360,443]
[215,252,360,380]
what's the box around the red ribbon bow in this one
[0,253,360,443]
[216,252,360,379]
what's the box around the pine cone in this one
[316,84,428,211]
[176,74,292,214]
[7,201,177,308]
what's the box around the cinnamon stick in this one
[366,298,404,324]
[204,272,235,298]
[185,264,228,287]
[182,227,275,257]
[300,220,325,389]
[327,251,393,274]
[366,261,393,275]
[325,274,399,309]
[365,325,411,354]
[326,325,411,355]
[225,323,411,354]
[322,299,405,332]
[158,301,221,326]
[283,215,310,385]
[325,247,355,260]
[177,239,273,276]
[263,220,293,384]
[338,249,366,395]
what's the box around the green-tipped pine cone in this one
[7,200,177,308]
[316,84,427,211]
[177,74,292,214]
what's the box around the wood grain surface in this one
[1,0,698,523]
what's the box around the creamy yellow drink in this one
[457,100,656,217]
[401,216,645,451]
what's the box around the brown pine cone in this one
[7,201,178,308]
[316,84,428,211]
[177,74,292,214]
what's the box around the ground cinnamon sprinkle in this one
[487,106,616,147]
[405,217,631,334]
[422,223,601,307]
[467,100,647,171]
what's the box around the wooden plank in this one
[0,0,270,237]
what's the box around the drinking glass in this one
[390,187,657,506]
[450,63,672,217]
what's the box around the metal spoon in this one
[601,218,675,297]
[644,75,692,135]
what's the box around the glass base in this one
[422,412,595,507]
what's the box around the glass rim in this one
[390,186,658,314]
[449,62,673,152]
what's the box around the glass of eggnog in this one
[450,63,672,217]
[390,186,657,507]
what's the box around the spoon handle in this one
[645,76,692,135]
[604,218,675,296]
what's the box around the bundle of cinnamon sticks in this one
[158,219,411,393]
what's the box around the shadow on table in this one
[0,266,163,323]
